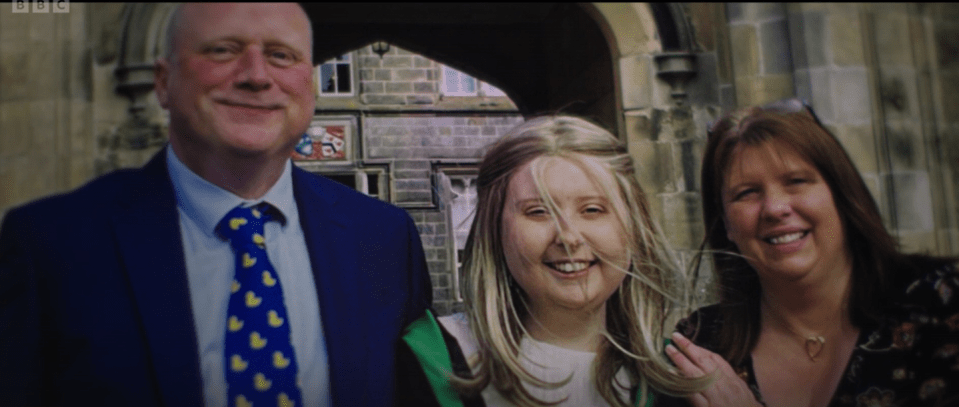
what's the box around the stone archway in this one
[115,3,692,139]
[302,3,625,132]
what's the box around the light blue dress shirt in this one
[166,146,330,407]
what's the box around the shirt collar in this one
[166,145,298,238]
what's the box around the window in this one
[440,65,506,97]
[435,166,479,302]
[317,54,354,96]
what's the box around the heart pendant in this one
[805,336,825,360]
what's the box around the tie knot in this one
[216,203,276,248]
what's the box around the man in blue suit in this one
[0,3,431,406]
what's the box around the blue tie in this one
[217,203,302,407]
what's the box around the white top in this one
[438,313,631,407]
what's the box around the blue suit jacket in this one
[0,149,432,406]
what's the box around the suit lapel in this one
[112,150,204,406]
[292,167,366,405]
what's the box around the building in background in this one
[2,3,958,312]
[303,44,524,313]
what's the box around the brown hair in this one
[698,101,916,366]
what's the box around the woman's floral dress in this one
[680,262,959,407]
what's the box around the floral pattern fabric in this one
[679,262,959,407]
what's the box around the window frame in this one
[316,53,356,97]
[439,64,505,98]
[434,164,480,302]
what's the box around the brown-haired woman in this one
[666,99,959,407]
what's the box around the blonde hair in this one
[457,115,707,406]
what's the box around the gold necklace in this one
[768,315,828,361]
[762,305,835,361]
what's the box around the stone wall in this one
[0,4,96,218]
[313,44,525,313]
[361,114,524,314]
[358,52,437,107]
[785,3,959,254]
[926,3,959,253]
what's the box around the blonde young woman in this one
[396,115,708,407]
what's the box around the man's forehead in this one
[177,3,312,43]
[181,2,308,19]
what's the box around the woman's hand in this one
[666,332,763,407]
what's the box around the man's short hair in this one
[161,4,314,63]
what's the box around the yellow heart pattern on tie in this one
[229,316,244,332]
[245,291,261,308]
[268,310,284,328]
[242,253,257,268]
[250,332,267,349]
[262,271,277,287]
[273,351,291,369]
[230,217,248,230]
[279,393,295,407]
[231,355,248,372]
[220,203,300,406]
[254,373,272,391]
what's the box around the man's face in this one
[155,3,315,163]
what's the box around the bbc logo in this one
[11,0,69,13]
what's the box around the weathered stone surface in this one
[0,162,15,211]
[0,102,31,155]
[686,53,721,106]
[382,55,412,69]
[734,73,793,108]
[830,69,872,125]
[887,171,935,232]
[794,11,827,69]
[726,3,744,23]
[413,56,432,68]
[935,26,959,70]
[759,19,793,74]
[407,94,434,104]
[833,124,878,173]
[361,94,405,105]
[619,55,653,110]
[0,5,31,42]
[361,82,385,94]
[831,14,865,66]
[374,68,391,81]
[661,192,704,248]
[730,24,759,78]
[747,3,786,21]
[413,82,435,94]
[0,41,32,102]
[885,122,924,169]
[395,69,427,81]
[873,14,913,66]
[359,56,381,68]
[385,82,412,93]
[29,100,57,153]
